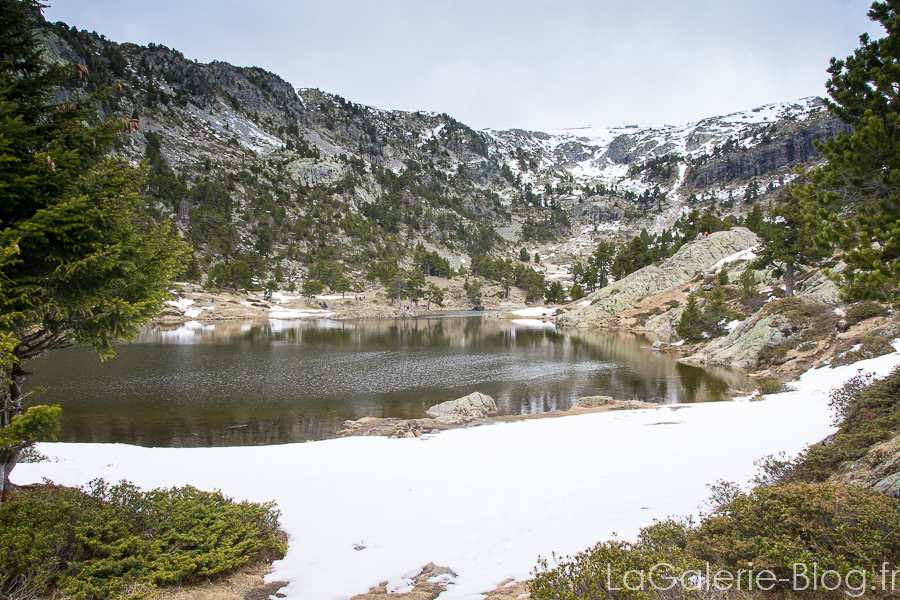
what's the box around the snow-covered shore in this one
[15,344,900,600]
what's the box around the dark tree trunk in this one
[0,363,27,496]
[0,449,17,497]
[785,260,795,297]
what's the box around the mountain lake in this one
[27,315,755,447]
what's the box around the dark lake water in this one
[27,316,754,447]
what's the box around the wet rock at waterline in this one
[339,392,498,438]
[426,391,499,423]
[577,396,657,410]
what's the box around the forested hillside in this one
[34,13,854,299]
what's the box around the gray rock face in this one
[426,391,498,423]
[604,134,636,164]
[560,227,758,327]
[577,395,616,407]
[690,119,851,186]
[797,269,842,306]
[680,313,790,369]
[577,396,657,411]
[874,472,900,498]
[831,435,900,499]
[644,306,684,338]
[285,157,348,186]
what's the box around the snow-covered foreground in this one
[16,344,900,600]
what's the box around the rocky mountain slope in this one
[38,16,850,289]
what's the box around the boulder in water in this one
[426,392,498,424]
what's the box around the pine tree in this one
[425,283,444,311]
[740,268,758,303]
[333,274,352,299]
[569,282,586,301]
[589,240,615,290]
[545,281,566,305]
[717,266,730,286]
[676,293,704,341]
[463,277,483,309]
[825,1,900,124]
[404,270,426,305]
[756,185,829,296]
[700,285,729,337]
[745,203,765,234]
[612,234,651,279]
[811,0,900,303]
[0,0,188,493]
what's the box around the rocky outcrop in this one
[285,157,348,186]
[350,563,458,600]
[680,297,843,371]
[339,392,499,438]
[338,416,450,438]
[604,134,636,164]
[577,396,657,410]
[797,265,843,306]
[830,435,900,499]
[560,227,758,327]
[555,141,595,164]
[577,395,616,407]
[426,391,498,423]
[690,119,851,187]
[679,313,792,369]
[643,307,684,339]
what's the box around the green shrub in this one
[828,370,878,425]
[531,370,900,599]
[533,483,900,598]
[0,480,286,599]
[755,376,791,395]
[846,301,890,325]
[831,336,896,367]
[757,342,790,365]
[755,298,839,367]
[794,367,900,482]
[717,266,729,286]
[689,482,900,588]
[531,534,704,600]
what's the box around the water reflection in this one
[28,317,754,447]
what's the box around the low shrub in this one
[689,482,900,589]
[828,370,878,425]
[792,367,900,482]
[761,297,831,325]
[757,342,790,365]
[756,298,838,367]
[532,483,900,599]
[750,452,799,487]
[0,480,287,600]
[755,376,790,395]
[532,519,703,600]
[831,336,896,367]
[846,301,890,326]
[531,368,900,600]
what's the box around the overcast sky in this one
[42,1,878,132]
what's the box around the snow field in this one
[15,342,900,600]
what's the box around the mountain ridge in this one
[37,15,851,292]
